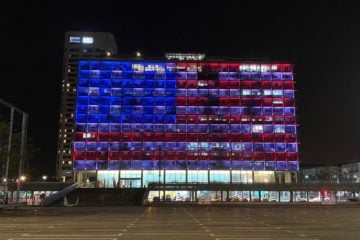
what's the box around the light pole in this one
[16,175,26,205]
[0,99,28,207]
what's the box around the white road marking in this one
[9,238,117,240]
[21,234,120,237]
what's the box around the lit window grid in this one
[73,61,298,171]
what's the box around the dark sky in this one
[2,1,360,176]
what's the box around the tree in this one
[0,121,38,180]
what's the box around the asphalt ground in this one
[0,206,359,240]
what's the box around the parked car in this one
[240,197,249,202]
[211,196,221,202]
[174,195,184,202]
[230,196,240,202]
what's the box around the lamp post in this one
[0,99,28,207]
[16,175,26,205]
[42,175,48,181]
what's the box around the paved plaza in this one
[0,206,359,240]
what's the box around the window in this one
[264,143,275,152]
[284,107,295,116]
[242,89,251,96]
[263,89,272,96]
[262,107,272,116]
[273,108,284,115]
[252,125,263,133]
[285,125,296,133]
[286,143,297,152]
[274,125,285,133]
[69,36,81,43]
[251,90,261,96]
[283,90,294,98]
[272,90,283,96]
[82,37,94,44]
[275,143,286,152]
[263,125,274,133]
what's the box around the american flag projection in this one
[73,61,298,172]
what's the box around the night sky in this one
[2,1,360,176]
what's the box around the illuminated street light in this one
[42,175,48,181]
[106,51,111,57]
[20,175,26,181]
[136,51,141,57]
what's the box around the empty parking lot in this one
[0,206,359,240]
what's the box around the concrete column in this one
[208,169,210,184]
[306,191,309,203]
[278,191,281,202]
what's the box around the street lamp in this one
[42,175,48,181]
[136,51,141,57]
[16,175,26,205]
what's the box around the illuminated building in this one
[71,55,299,187]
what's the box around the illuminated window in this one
[82,37,93,44]
[272,90,283,96]
[263,90,272,96]
[69,36,81,43]
[242,89,251,96]
[252,125,263,133]
[274,125,285,133]
[83,133,93,138]
[132,64,144,72]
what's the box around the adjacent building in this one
[57,32,118,181]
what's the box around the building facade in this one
[71,57,299,187]
[57,32,118,181]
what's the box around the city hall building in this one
[58,32,299,189]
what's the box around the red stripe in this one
[73,151,298,161]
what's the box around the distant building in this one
[57,32,118,181]
[301,162,360,183]
[58,32,299,186]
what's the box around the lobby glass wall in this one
[75,169,290,187]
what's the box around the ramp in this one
[43,183,78,207]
